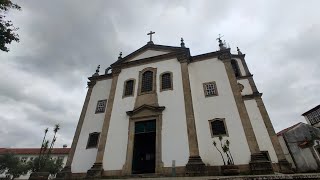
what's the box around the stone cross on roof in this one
[147,31,155,44]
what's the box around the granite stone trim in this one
[86,73,120,178]
[223,59,260,154]
[123,110,164,175]
[135,67,158,108]
[138,67,157,96]
[242,93,263,100]
[64,81,95,168]
[256,96,286,161]
[95,74,119,163]
[113,43,187,65]
[208,118,229,138]
[159,71,173,92]
[203,81,219,97]
[191,49,230,63]
[113,51,184,70]
[88,73,113,81]
[236,74,253,80]
[122,78,136,98]
[180,61,202,157]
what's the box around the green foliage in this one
[28,157,63,176]
[0,153,30,180]
[0,0,21,52]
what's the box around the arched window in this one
[231,60,241,77]
[161,72,172,91]
[141,71,153,93]
[124,79,135,97]
[209,118,228,137]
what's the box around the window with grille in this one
[203,82,218,97]
[306,108,320,125]
[161,73,172,90]
[141,71,153,93]
[95,99,107,114]
[86,132,100,148]
[209,119,227,137]
[124,80,134,96]
[231,60,241,77]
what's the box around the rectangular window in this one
[306,108,320,125]
[95,99,107,114]
[86,132,100,149]
[209,118,228,137]
[124,80,134,97]
[203,82,218,97]
[161,73,172,91]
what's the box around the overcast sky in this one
[1,0,319,148]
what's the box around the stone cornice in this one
[237,74,253,80]
[242,93,263,100]
[112,50,189,69]
[112,43,188,66]
[191,49,234,63]
[126,104,165,117]
[231,54,246,59]
[88,73,113,82]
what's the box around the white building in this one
[58,36,292,179]
[0,148,70,179]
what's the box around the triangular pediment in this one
[126,104,165,118]
[129,49,170,61]
[112,43,187,65]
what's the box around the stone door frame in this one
[122,111,163,175]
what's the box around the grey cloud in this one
[0,0,319,147]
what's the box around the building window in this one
[203,82,218,97]
[86,132,100,149]
[306,108,320,125]
[123,79,135,97]
[95,99,107,114]
[209,118,228,137]
[141,71,153,93]
[160,72,173,91]
[231,59,241,77]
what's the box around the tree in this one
[28,157,63,177]
[0,0,21,52]
[0,153,30,180]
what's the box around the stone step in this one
[100,173,320,180]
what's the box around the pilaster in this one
[56,80,96,179]
[220,53,260,154]
[86,69,120,178]
[255,97,293,173]
[178,54,206,176]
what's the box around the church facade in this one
[58,36,292,178]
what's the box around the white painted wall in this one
[130,50,169,61]
[238,79,253,96]
[278,135,296,168]
[71,79,112,173]
[103,58,189,170]
[244,99,278,163]
[188,58,251,166]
